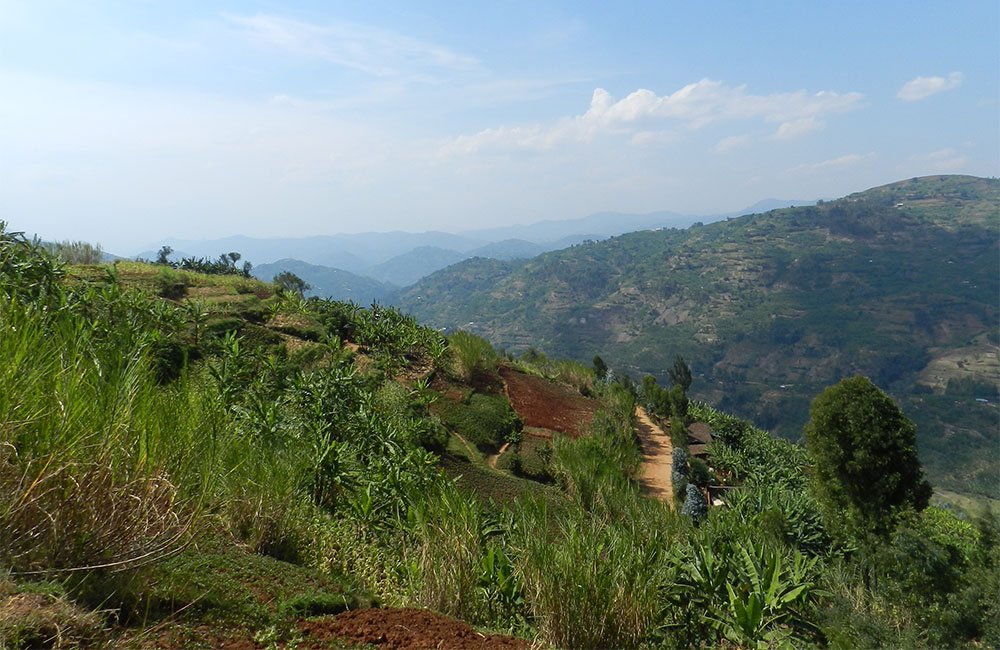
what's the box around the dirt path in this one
[635,407,673,505]
[486,441,511,469]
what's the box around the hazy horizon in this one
[2,1,997,252]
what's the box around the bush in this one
[689,458,712,487]
[670,416,688,449]
[154,267,187,300]
[682,484,708,526]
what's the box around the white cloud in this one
[224,13,479,78]
[787,152,875,174]
[630,130,678,147]
[897,72,963,101]
[910,148,969,171]
[772,116,823,140]
[446,79,862,154]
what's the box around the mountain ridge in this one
[393,175,1000,499]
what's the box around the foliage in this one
[395,176,1000,499]
[592,354,608,382]
[515,504,666,649]
[1,220,996,648]
[668,354,693,392]
[42,239,104,265]
[689,457,712,487]
[448,330,498,383]
[437,393,521,453]
[682,484,708,526]
[805,376,932,541]
[664,541,820,648]
[273,270,310,297]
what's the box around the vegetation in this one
[396,175,1000,503]
[805,376,932,541]
[0,220,997,648]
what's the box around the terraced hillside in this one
[395,175,1000,499]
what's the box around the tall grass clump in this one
[42,240,104,265]
[515,502,664,649]
[447,330,497,383]
[410,484,486,621]
[0,300,222,576]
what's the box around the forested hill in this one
[394,175,1000,499]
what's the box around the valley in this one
[396,175,1000,501]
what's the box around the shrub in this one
[154,267,187,300]
[670,416,688,449]
[42,240,104,265]
[682,484,708,526]
[689,458,712,487]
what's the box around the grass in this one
[448,330,498,384]
[434,393,521,453]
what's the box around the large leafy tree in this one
[804,376,931,540]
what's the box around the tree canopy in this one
[804,375,931,540]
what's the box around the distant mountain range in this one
[250,259,396,305]
[393,175,1000,500]
[132,199,813,297]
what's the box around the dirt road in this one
[636,407,673,504]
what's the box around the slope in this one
[395,175,1000,499]
[252,258,396,304]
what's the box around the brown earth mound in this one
[298,608,531,650]
[499,367,597,438]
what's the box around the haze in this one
[1,1,997,254]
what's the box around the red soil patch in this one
[499,367,597,438]
[298,608,531,650]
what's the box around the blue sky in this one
[1,1,997,253]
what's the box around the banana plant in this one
[712,543,818,648]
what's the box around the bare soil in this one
[635,407,673,504]
[499,367,597,438]
[298,608,532,650]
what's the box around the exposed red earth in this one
[298,608,532,650]
[499,366,597,438]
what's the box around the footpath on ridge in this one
[635,406,674,505]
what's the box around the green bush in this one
[154,267,187,299]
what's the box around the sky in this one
[1,1,997,254]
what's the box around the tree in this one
[668,354,693,392]
[804,376,931,541]
[273,271,310,297]
[155,245,173,265]
[592,355,608,382]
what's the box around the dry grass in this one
[0,590,104,649]
[0,452,187,576]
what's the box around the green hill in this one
[395,175,1000,499]
[2,220,998,648]
[252,257,396,304]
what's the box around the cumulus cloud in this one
[446,79,862,154]
[787,152,875,174]
[897,72,963,101]
[225,13,479,78]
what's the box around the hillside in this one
[2,222,998,648]
[395,175,1000,499]
[251,258,396,304]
